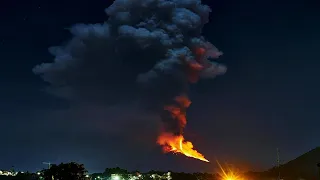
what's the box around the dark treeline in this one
[1,160,320,180]
[0,162,219,180]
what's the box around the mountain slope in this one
[265,147,320,179]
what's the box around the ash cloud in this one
[33,0,226,135]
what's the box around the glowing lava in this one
[157,133,209,162]
[158,95,209,162]
[216,160,244,180]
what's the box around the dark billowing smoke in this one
[33,0,226,136]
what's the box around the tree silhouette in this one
[90,173,103,179]
[13,172,37,180]
[147,170,166,175]
[171,172,197,180]
[42,162,87,180]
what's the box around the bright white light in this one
[37,172,41,175]
[112,175,120,180]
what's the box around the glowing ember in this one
[157,133,209,162]
[216,160,245,180]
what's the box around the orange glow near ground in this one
[216,160,245,180]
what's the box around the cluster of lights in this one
[91,172,171,180]
[112,174,121,180]
[128,174,143,180]
[0,170,18,176]
[0,171,171,180]
[0,170,173,180]
[94,174,124,180]
[130,172,171,180]
[149,172,172,180]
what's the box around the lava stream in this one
[157,133,209,162]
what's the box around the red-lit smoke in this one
[157,47,212,162]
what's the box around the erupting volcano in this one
[156,46,224,162]
[33,0,227,163]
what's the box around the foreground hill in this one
[264,147,320,179]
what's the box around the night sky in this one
[1,0,319,173]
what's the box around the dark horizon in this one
[1,0,319,173]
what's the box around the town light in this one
[112,174,121,180]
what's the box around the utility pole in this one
[43,162,52,169]
[317,163,320,180]
[276,148,281,180]
[43,162,54,180]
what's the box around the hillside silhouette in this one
[264,147,320,179]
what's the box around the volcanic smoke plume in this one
[33,0,227,162]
